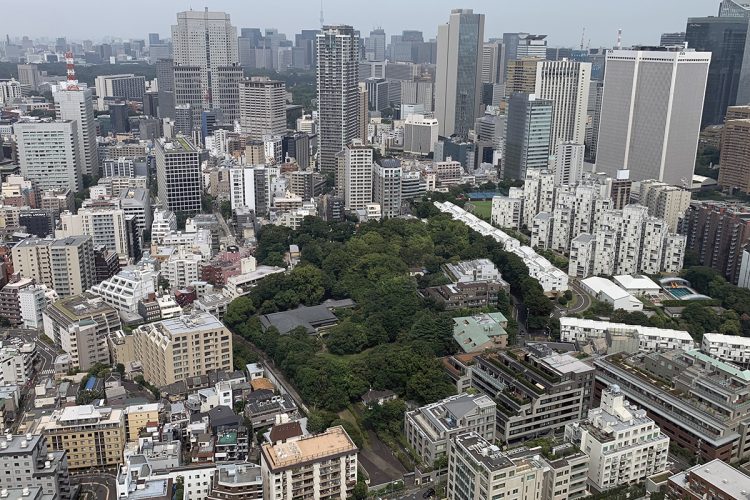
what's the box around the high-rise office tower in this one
[504,93,553,180]
[342,140,373,211]
[366,28,386,61]
[660,32,686,46]
[585,80,604,162]
[686,17,749,127]
[505,58,541,96]
[54,88,98,177]
[155,58,175,119]
[372,159,402,218]
[435,9,485,138]
[316,25,360,175]
[16,121,82,192]
[239,77,287,141]
[212,64,243,124]
[502,33,548,81]
[481,41,504,84]
[596,49,710,185]
[534,60,591,147]
[365,77,389,111]
[94,74,146,108]
[58,207,129,258]
[171,9,239,122]
[229,166,269,216]
[173,65,202,129]
[155,137,202,215]
[17,64,40,91]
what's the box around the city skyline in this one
[4,0,717,49]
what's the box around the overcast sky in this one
[5,0,720,48]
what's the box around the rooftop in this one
[48,292,117,321]
[262,425,357,471]
[670,458,750,499]
[452,313,508,353]
[613,274,661,291]
[454,432,513,472]
[216,464,262,486]
[157,312,224,336]
[259,299,355,334]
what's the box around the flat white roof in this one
[703,333,750,347]
[582,276,631,300]
[560,317,694,342]
[613,274,661,291]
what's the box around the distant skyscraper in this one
[435,9,485,138]
[155,58,175,120]
[660,32,686,46]
[553,142,585,186]
[505,58,541,96]
[504,93,553,180]
[54,88,98,177]
[372,159,402,218]
[16,121,82,192]
[718,106,750,193]
[596,49,711,185]
[239,77,287,141]
[155,137,202,215]
[17,64,40,91]
[171,10,239,122]
[502,33,548,81]
[481,41,503,84]
[585,80,604,162]
[366,29,386,61]
[686,17,748,127]
[534,60,591,147]
[342,140,373,211]
[316,25,360,175]
[720,0,750,17]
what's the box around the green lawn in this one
[468,201,492,219]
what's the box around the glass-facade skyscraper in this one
[435,9,484,139]
[504,93,553,180]
[686,16,749,127]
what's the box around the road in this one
[232,333,309,414]
[384,485,436,500]
[213,209,237,246]
[551,279,592,319]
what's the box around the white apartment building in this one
[119,188,152,235]
[342,140,373,211]
[228,166,269,216]
[702,333,750,367]
[531,212,553,250]
[130,312,232,387]
[15,120,82,192]
[523,168,555,227]
[403,114,439,155]
[261,426,358,500]
[18,285,53,329]
[435,201,569,294]
[637,180,692,232]
[151,209,177,244]
[162,248,203,290]
[57,207,129,258]
[564,385,669,492]
[491,188,523,229]
[54,87,99,176]
[0,78,22,105]
[553,141,586,186]
[569,234,595,278]
[372,159,402,218]
[405,393,496,466]
[89,268,158,314]
[12,236,95,298]
[0,344,35,385]
[559,317,696,352]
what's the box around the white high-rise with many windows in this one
[342,140,373,211]
[54,87,98,177]
[534,60,591,148]
[171,10,239,120]
[239,77,286,141]
[15,120,82,192]
[155,137,202,215]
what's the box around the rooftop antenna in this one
[616,28,622,50]
[580,27,586,51]
[64,51,80,90]
[320,0,324,28]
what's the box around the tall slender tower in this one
[316,25,360,175]
[54,53,98,177]
[171,9,239,124]
[435,9,485,138]
[534,59,591,148]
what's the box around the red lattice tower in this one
[65,51,80,90]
